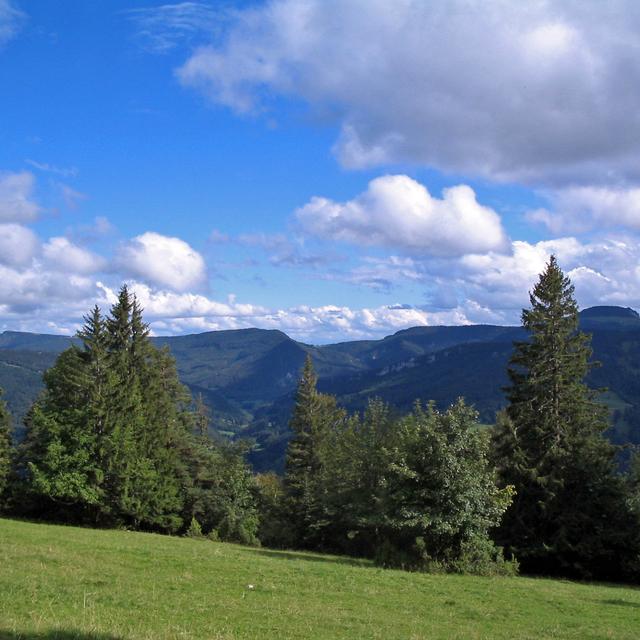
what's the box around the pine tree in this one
[0,389,12,508]
[284,355,345,548]
[494,256,640,580]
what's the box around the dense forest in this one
[1,258,640,582]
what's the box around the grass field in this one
[1,518,639,639]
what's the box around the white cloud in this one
[2,232,640,341]
[0,262,101,317]
[117,231,206,291]
[529,186,640,233]
[296,175,508,256]
[457,236,640,312]
[25,159,78,178]
[176,0,640,186]
[0,223,39,267]
[43,237,106,275]
[0,171,40,222]
[121,281,471,342]
[0,0,24,47]
[125,2,223,53]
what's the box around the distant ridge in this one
[2,305,640,471]
[580,306,640,319]
[579,306,640,330]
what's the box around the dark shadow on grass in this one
[246,547,372,568]
[600,598,640,608]
[0,631,123,640]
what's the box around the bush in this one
[218,513,260,546]
[185,516,203,539]
[374,534,518,576]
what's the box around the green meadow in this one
[0,518,638,640]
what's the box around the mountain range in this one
[1,305,639,471]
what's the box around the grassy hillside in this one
[1,519,639,640]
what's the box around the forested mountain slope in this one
[1,306,639,470]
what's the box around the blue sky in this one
[2,1,640,342]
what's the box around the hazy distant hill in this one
[1,305,640,471]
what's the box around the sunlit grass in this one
[1,518,639,639]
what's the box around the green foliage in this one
[13,286,259,540]
[185,516,204,538]
[6,306,640,470]
[182,433,260,545]
[283,383,514,575]
[284,355,346,548]
[494,256,640,581]
[321,398,396,557]
[373,400,514,574]
[254,471,290,548]
[0,389,11,508]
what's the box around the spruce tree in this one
[16,286,260,536]
[284,355,344,548]
[24,346,103,519]
[102,287,189,531]
[0,389,12,508]
[494,256,640,580]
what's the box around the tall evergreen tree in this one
[0,389,12,508]
[284,355,345,548]
[494,256,640,580]
[16,285,260,539]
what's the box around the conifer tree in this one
[284,355,345,548]
[195,393,211,438]
[0,389,12,508]
[494,256,640,580]
[101,287,189,530]
[24,346,103,518]
[16,285,260,536]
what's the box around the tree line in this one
[0,287,258,543]
[1,258,639,581]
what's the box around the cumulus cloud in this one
[0,223,39,267]
[295,175,508,256]
[529,186,640,234]
[176,0,640,186]
[117,232,206,291]
[120,281,471,342]
[3,233,640,341]
[0,262,101,317]
[456,236,640,313]
[0,171,40,222]
[43,237,106,274]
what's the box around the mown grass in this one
[1,518,639,639]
